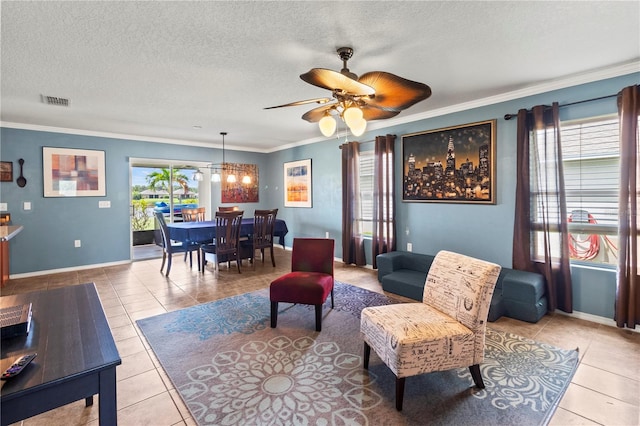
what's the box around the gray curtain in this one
[513,103,573,313]
[616,84,640,329]
[371,134,396,269]
[341,141,366,266]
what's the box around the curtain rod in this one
[503,93,617,120]
[338,139,375,149]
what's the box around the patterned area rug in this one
[137,282,579,425]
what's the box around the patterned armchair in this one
[360,250,501,411]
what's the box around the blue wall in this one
[1,72,638,320]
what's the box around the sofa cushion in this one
[381,269,426,301]
[501,269,546,303]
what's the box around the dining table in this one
[166,218,288,248]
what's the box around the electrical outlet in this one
[407,243,413,252]
[74,240,81,248]
[98,200,111,208]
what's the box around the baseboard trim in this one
[554,309,640,333]
[9,260,131,280]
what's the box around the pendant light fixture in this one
[192,132,252,184]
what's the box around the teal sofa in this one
[377,251,548,323]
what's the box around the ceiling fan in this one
[265,47,432,137]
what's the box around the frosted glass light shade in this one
[211,172,221,183]
[192,170,204,181]
[242,175,251,184]
[227,174,237,183]
[343,106,363,128]
[349,118,367,137]
[319,115,337,137]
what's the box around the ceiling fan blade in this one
[361,105,401,121]
[301,103,337,123]
[358,71,431,111]
[301,68,375,96]
[264,97,332,109]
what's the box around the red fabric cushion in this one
[270,271,334,305]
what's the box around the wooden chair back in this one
[214,210,244,261]
[183,207,206,222]
[218,206,239,212]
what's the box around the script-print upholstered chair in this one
[360,250,501,411]
[200,210,244,273]
[154,212,200,277]
[243,208,278,268]
[270,238,335,332]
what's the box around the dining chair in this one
[182,207,205,222]
[218,206,239,212]
[360,250,501,411]
[243,208,278,268]
[200,210,244,273]
[154,212,200,276]
[270,238,335,331]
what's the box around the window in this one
[358,151,374,237]
[562,117,619,266]
[531,116,620,267]
[357,150,393,238]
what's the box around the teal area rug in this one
[137,282,579,425]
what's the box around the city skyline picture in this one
[402,119,496,204]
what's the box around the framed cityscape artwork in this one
[402,119,496,204]
[283,159,312,208]
[43,147,106,197]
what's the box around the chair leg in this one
[235,253,241,273]
[165,253,172,277]
[330,288,334,308]
[469,364,485,388]
[270,302,278,328]
[395,376,406,411]
[160,253,167,273]
[363,342,371,369]
[315,304,322,332]
[270,246,275,267]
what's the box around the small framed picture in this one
[0,161,13,182]
[283,159,312,208]
[43,147,106,197]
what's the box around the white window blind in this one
[358,151,374,237]
[531,116,621,266]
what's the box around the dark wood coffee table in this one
[0,283,121,425]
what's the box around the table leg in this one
[98,367,118,426]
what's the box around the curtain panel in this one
[371,134,396,269]
[513,103,573,313]
[341,141,366,266]
[616,84,640,329]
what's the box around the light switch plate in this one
[23,201,32,211]
[98,200,111,208]
[0,203,7,211]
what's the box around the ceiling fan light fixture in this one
[226,173,237,183]
[211,172,221,183]
[349,117,367,137]
[242,175,252,184]
[319,114,337,137]
[343,106,363,128]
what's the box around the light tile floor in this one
[2,247,639,425]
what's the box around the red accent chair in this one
[270,238,335,331]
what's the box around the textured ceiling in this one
[1,1,639,152]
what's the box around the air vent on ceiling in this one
[41,95,70,107]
